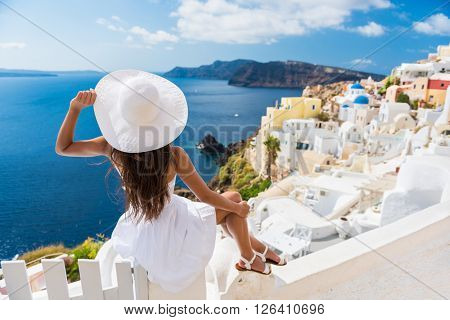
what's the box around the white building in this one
[366,130,411,164]
[380,154,450,226]
[392,63,435,84]
[293,170,373,220]
[339,121,363,144]
[391,61,450,85]
[378,102,411,124]
[313,134,339,156]
[427,42,450,61]
[392,43,450,85]
[417,108,443,125]
[271,119,339,171]
[434,86,450,129]
[393,113,416,131]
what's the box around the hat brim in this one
[94,70,188,153]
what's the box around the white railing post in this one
[1,258,149,300]
[41,259,70,300]
[133,265,149,300]
[1,260,33,300]
[78,259,104,300]
[115,261,134,300]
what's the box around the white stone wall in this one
[379,102,411,124]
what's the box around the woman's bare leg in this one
[222,219,282,264]
[216,191,281,268]
[215,192,266,272]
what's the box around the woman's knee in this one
[223,191,242,203]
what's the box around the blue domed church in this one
[336,82,371,123]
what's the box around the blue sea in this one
[0,74,300,260]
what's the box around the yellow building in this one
[425,73,450,107]
[264,97,322,130]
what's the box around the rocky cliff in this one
[163,59,253,80]
[228,60,385,88]
[164,59,385,88]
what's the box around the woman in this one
[55,70,285,293]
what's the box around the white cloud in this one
[96,16,178,48]
[351,58,374,68]
[353,22,385,37]
[96,16,125,32]
[111,16,122,22]
[96,16,178,49]
[129,26,178,45]
[0,42,26,49]
[96,18,107,25]
[413,13,450,36]
[171,0,392,44]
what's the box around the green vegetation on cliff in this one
[378,75,399,95]
[217,152,271,200]
[17,235,107,283]
[66,236,106,282]
[18,244,70,266]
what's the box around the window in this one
[441,82,445,87]
[312,105,316,110]
[413,84,416,89]
[429,95,434,102]
[421,84,425,89]
[297,142,309,150]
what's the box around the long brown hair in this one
[110,144,174,223]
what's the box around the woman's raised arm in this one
[55,90,110,157]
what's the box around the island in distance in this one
[0,69,105,78]
[164,59,385,88]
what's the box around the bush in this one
[17,235,107,283]
[231,156,246,171]
[396,92,410,104]
[18,244,70,267]
[66,235,106,282]
[379,75,398,95]
[317,111,330,122]
[218,166,230,184]
[240,179,271,200]
[215,151,270,199]
[412,99,434,110]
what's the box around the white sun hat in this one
[93,70,188,153]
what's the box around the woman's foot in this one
[236,253,271,275]
[254,245,287,266]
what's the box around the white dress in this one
[110,175,217,293]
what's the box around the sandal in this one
[235,253,271,275]
[254,245,287,266]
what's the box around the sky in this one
[0,0,449,74]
